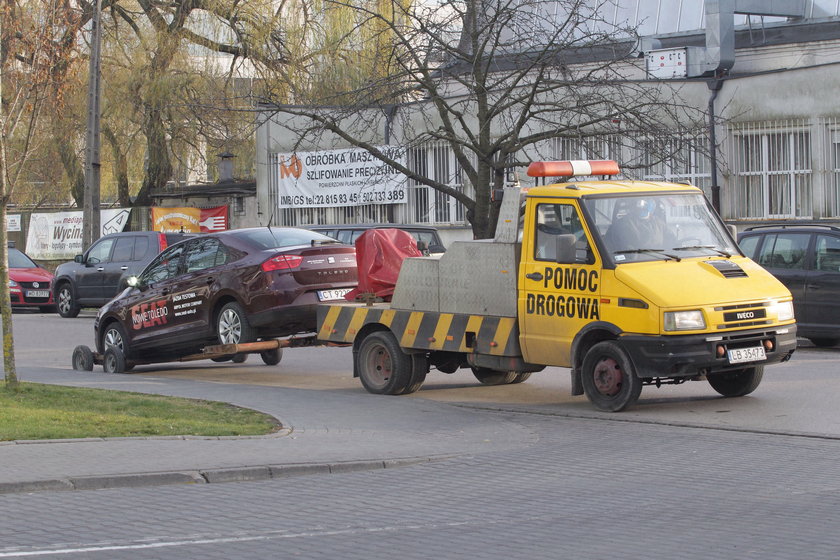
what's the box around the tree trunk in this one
[103,126,131,206]
[134,104,172,206]
[56,138,85,207]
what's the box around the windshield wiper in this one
[613,249,681,261]
[673,245,732,258]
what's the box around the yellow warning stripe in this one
[318,305,520,356]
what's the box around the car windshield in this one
[582,192,739,263]
[234,228,340,250]
[9,249,37,268]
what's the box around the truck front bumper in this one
[620,325,797,379]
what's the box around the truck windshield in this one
[581,193,739,263]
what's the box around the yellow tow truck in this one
[316,160,796,411]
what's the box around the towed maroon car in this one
[94,227,357,367]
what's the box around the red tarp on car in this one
[345,228,422,302]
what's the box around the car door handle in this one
[525,272,543,281]
[120,266,128,271]
[807,284,820,289]
[96,267,105,272]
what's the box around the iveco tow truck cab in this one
[317,160,797,411]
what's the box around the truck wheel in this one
[71,345,94,371]
[707,366,764,397]
[472,367,517,385]
[217,302,255,345]
[261,347,283,366]
[581,341,642,412]
[231,353,248,364]
[357,331,413,395]
[56,283,81,318]
[400,354,428,395]
[510,372,532,384]
[103,346,127,374]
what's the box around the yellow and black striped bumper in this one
[317,304,522,357]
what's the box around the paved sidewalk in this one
[0,367,537,494]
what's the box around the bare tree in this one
[259,0,707,238]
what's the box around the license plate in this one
[317,288,352,301]
[727,346,766,364]
[26,290,49,298]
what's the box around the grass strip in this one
[0,383,279,441]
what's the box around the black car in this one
[306,224,446,254]
[93,227,357,371]
[738,224,840,347]
[53,231,194,318]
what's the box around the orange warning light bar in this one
[526,160,620,178]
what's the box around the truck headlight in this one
[771,300,794,322]
[664,310,705,331]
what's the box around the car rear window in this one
[236,228,338,249]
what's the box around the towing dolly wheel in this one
[707,366,764,397]
[102,346,127,374]
[581,340,642,412]
[71,345,94,371]
[510,372,532,384]
[471,367,518,385]
[357,331,414,395]
[260,347,283,366]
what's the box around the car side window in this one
[815,234,840,272]
[184,238,226,273]
[86,238,115,265]
[133,236,150,261]
[756,233,810,270]
[534,203,594,264]
[141,244,187,285]
[738,235,760,259]
[111,237,135,262]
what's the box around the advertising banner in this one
[150,206,228,233]
[25,208,131,260]
[5,214,21,232]
[275,147,407,209]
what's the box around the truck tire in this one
[511,372,532,384]
[707,366,764,397]
[357,331,414,395]
[581,341,642,412]
[400,354,428,395]
[471,367,517,385]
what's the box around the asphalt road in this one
[2,311,840,559]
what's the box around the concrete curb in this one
[0,457,444,495]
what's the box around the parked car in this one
[93,227,357,369]
[306,224,446,254]
[7,243,56,312]
[53,231,195,318]
[738,224,840,347]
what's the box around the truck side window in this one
[535,204,594,264]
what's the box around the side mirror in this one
[555,234,576,263]
[74,254,84,264]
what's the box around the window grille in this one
[730,120,812,219]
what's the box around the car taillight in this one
[159,233,168,251]
[262,254,304,272]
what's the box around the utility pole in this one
[82,0,102,250]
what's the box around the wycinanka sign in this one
[275,147,407,209]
